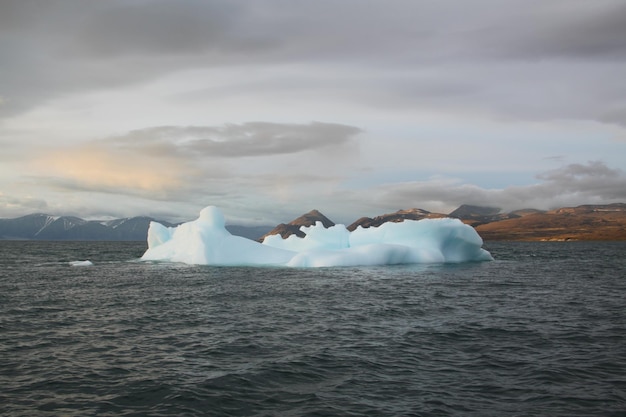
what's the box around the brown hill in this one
[509,208,546,217]
[448,204,511,226]
[259,209,335,240]
[476,203,626,241]
[347,208,446,231]
[260,203,626,243]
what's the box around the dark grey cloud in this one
[537,161,626,200]
[69,2,241,58]
[0,0,269,116]
[105,122,361,158]
[471,2,626,61]
[2,0,625,126]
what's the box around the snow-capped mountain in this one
[0,214,176,241]
[0,214,272,241]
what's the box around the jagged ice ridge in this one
[141,206,493,267]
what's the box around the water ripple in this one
[1,241,625,416]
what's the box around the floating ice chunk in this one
[142,206,295,266]
[69,260,94,267]
[146,221,173,249]
[141,206,493,267]
[262,222,350,252]
[349,217,492,263]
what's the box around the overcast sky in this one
[1,0,626,225]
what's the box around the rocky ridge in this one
[347,208,446,231]
[475,203,626,241]
[262,203,626,241]
[259,209,334,241]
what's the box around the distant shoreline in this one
[2,203,625,242]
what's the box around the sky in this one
[1,0,626,225]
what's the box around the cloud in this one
[29,144,194,197]
[0,192,48,218]
[0,0,257,116]
[1,1,625,223]
[2,0,626,127]
[359,161,626,215]
[67,1,244,58]
[536,161,626,199]
[11,121,361,221]
[106,122,362,158]
[486,2,626,61]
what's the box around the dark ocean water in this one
[1,240,625,416]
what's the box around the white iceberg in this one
[141,206,493,267]
[69,260,94,267]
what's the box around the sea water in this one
[1,241,625,416]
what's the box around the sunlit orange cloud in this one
[33,145,189,192]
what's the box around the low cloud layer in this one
[10,139,626,224]
[7,122,362,221]
[367,161,626,217]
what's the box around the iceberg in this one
[69,260,94,267]
[141,206,493,267]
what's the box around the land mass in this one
[263,203,626,242]
[0,214,267,241]
[473,204,626,241]
[1,203,625,241]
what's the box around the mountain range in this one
[262,203,626,242]
[1,203,625,241]
[0,214,265,241]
